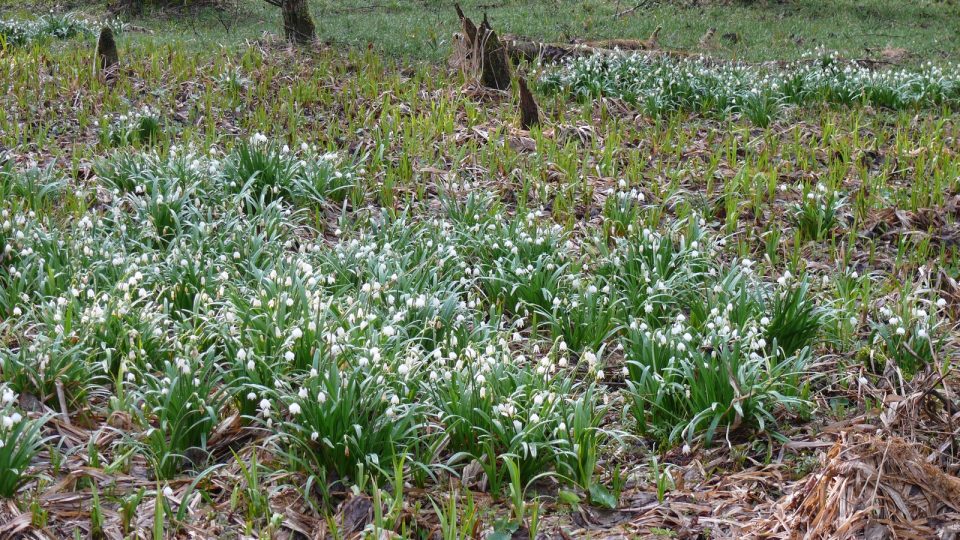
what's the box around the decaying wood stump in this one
[518,77,540,129]
[698,27,717,48]
[477,15,512,90]
[95,27,119,75]
[454,4,478,49]
[454,5,512,90]
[282,0,316,45]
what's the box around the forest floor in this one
[1,1,960,538]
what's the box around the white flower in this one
[288,403,301,415]
[162,486,174,498]
[937,298,948,308]
[284,351,295,362]
[291,327,303,340]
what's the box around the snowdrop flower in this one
[288,403,301,415]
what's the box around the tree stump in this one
[454,6,512,90]
[282,0,316,45]
[477,14,512,90]
[95,27,119,75]
[518,77,540,129]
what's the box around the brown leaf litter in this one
[745,431,960,539]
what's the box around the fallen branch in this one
[616,0,656,18]
[499,26,665,64]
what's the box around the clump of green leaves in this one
[0,386,49,498]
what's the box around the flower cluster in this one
[0,139,828,495]
[791,181,845,241]
[0,13,122,48]
[101,106,163,147]
[539,52,960,125]
[0,384,47,498]
[869,293,947,378]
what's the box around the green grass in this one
[5,0,959,65]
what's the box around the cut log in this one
[95,27,119,74]
[282,0,316,45]
[518,77,540,130]
[501,35,577,64]
[582,25,661,51]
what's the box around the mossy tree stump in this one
[96,27,119,75]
